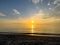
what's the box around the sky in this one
[0,0,60,33]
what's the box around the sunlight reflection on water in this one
[0,23,60,34]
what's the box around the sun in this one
[20,18,38,33]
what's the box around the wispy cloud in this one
[46,0,60,18]
[0,13,6,16]
[13,9,21,15]
[55,0,60,3]
[30,9,60,21]
[54,0,57,4]
[32,0,40,4]
[31,0,43,14]
[54,0,60,7]
[32,0,43,4]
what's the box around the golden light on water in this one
[31,20,34,33]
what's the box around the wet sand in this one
[0,32,60,45]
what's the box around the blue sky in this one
[0,0,60,19]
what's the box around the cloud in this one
[13,9,21,15]
[47,0,60,9]
[32,0,40,4]
[54,0,57,4]
[0,13,6,16]
[29,9,60,21]
[47,3,50,6]
[54,0,60,7]
[47,0,60,19]
[32,0,43,4]
[30,10,50,19]
[55,0,60,2]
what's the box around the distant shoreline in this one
[0,32,60,37]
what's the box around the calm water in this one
[0,23,60,34]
